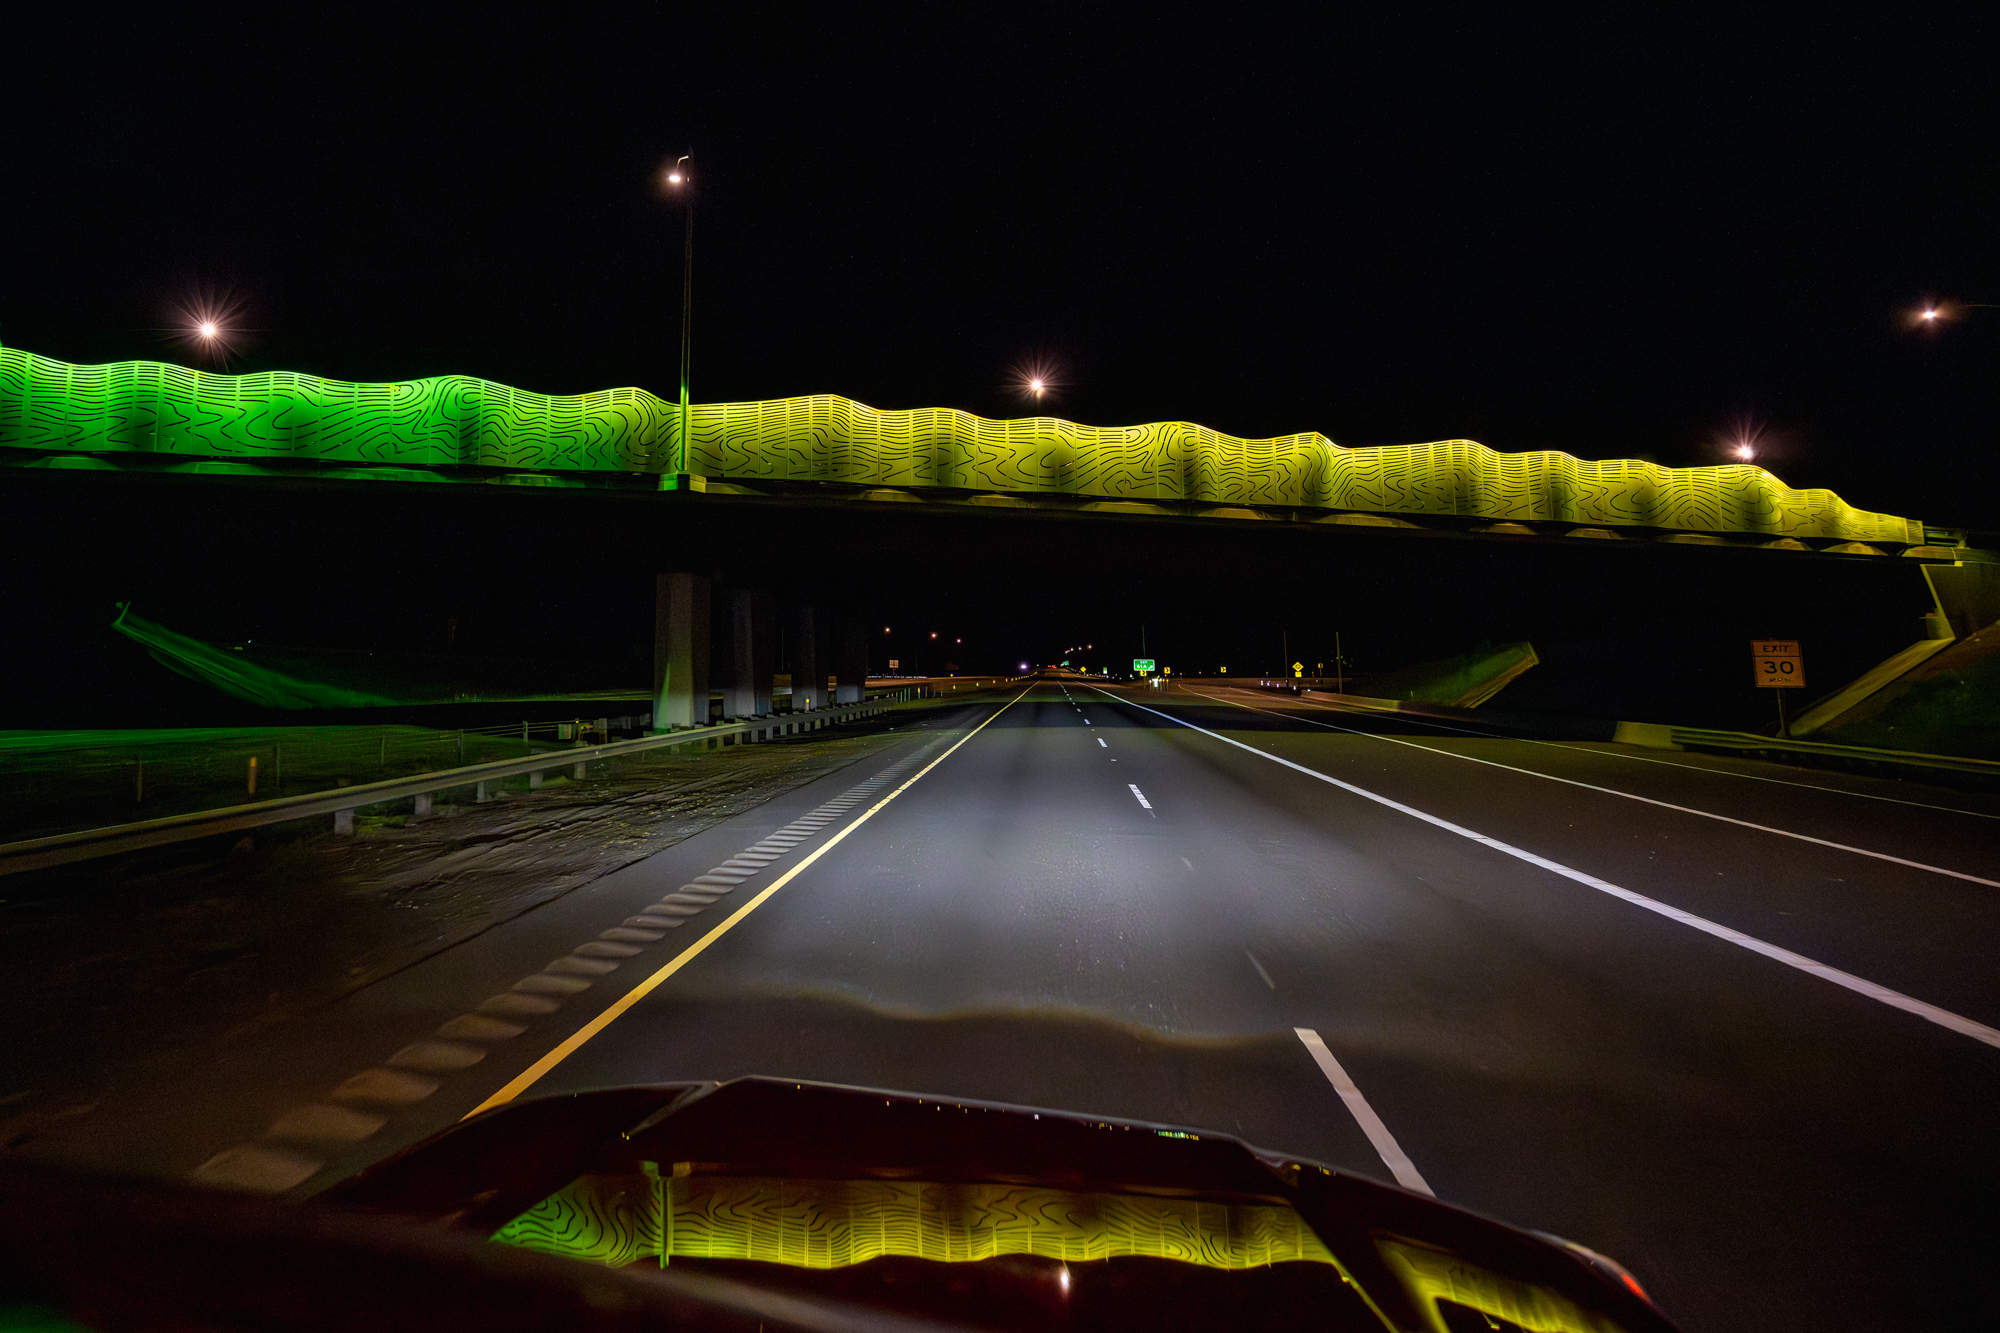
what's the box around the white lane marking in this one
[1102,689,2000,1051]
[1295,1028,1433,1195]
[1245,948,1276,990]
[1253,686,2000,821]
[1098,738,1108,748]
[1128,784,1153,809]
[1544,744,2000,821]
[1190,689,2000,889]
[464,687,1035,1116]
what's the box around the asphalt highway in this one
[38,680,2000,1332]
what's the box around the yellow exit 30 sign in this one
[1752,640,1804,689]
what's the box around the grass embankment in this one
[1821,621,2000,759]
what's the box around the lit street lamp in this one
[1911,300,1996,328]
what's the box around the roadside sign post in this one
[1752,640,1804,738]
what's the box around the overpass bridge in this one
[0,347,1958,555]
[3,347,1978,733]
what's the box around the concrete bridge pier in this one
[727,588,776,721]
[836,617,868,704]
[792,606,825,710]
[652,573,712,730]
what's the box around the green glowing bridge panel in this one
[0,347,1920,542]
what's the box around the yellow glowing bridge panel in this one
[0,347,1919,542]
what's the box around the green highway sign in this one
[1133,658,1156,672]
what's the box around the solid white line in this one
[1295,1028,1433,1195]
[1128,784,1153,809]
[1541,743,2000,821]
[1189,689,2000,889]
[1238,686,2000,821]
[463,688,1035,1117]
[1100,688,2000,1051]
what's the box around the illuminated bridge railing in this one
[0,347,1921,544]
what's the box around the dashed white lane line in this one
[1194,688,1999,889]
[1128,784,1153,810]
[1295,1028,1433,1195]
[1104,689,2000,1052]
[1098,738,1107,748]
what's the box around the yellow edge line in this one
[462,684,1036,1118]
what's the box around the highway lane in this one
[514,680,2000,1332]
[32,680,1999,1331]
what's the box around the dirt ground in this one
[0,716,934,1155]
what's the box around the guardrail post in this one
[411,792,432,819]
[571,761,587,780]
[333,808,354,835]
[529,770,543,789]
[474,780,489,802]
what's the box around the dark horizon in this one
[3,10,1994,531]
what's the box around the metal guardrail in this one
[1661,726,2000,779]
[0,701,892,878]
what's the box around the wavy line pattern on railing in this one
[0,347,1919,542]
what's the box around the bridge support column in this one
[652,573,711,730]
[792,607,825,710]
[727,589,775,719]
[836,616,868,704]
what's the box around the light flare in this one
[1010,355,1064,406]
[165,288,253,368]
[1716,414,1767,466]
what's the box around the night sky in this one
[5,9,1994,532]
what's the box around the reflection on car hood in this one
[323,1076,1676,1333]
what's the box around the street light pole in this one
[667,156,693,477]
